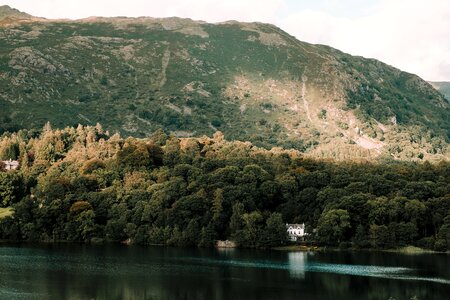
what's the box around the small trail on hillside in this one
[301,74,312,122]
[160,48,171,88]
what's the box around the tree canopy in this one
[0,125,449,250]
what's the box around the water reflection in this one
[0,244,449,300]
[216,247,236,257]
[288,252,307,279]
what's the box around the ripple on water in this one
[179,255,450,285]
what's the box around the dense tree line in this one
[0,124,449,250]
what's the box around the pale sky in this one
[1,0,450,81]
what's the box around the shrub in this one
[434,239,447,252]
[70,201,92,213]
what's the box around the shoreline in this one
[272,244,449,254]
[1,240,449,254]
[272,245,320,252]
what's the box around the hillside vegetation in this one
[0,125,449,250]
[0,6,449,161]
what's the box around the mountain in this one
[0,7,449,160]
[430,81,450,102]
[0,5,32,20]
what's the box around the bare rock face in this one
[10,47,57,74]
[0,7,449,161]
[216,240,237,248]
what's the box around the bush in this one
[416,237,435,250]
[434,239,447,252]
[211,117,222,127]
[70,201,92,213]
[318,109,327,120]
[339,241,351,249]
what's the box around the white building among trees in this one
[286,223,306,241]
[2,159,19,171]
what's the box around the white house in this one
[286,223,307,241]
[2,159,19,171]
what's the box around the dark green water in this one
[0,244,449,300]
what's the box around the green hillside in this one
[0,6,449,160]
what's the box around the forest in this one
[0,124,449,251]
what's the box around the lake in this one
[0,244,449,299]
